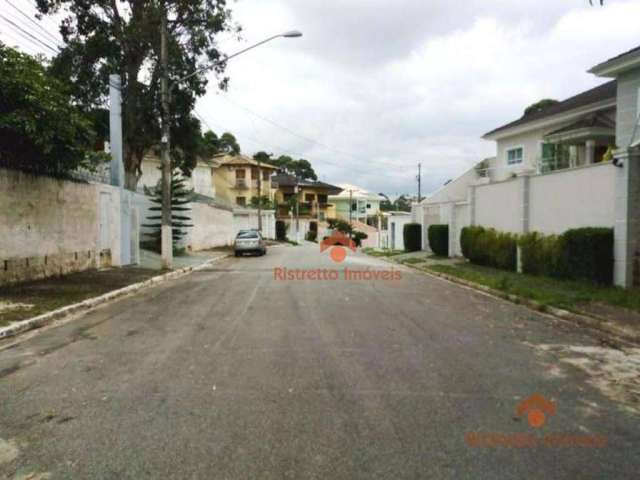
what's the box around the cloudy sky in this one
[197,0,640,197]
[2,0,639,197]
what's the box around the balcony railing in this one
[276,202,330,218]
[536,155,572,174]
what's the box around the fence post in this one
[614,148,640,287]
[516,174,531,273]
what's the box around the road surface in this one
[0,244,638,479]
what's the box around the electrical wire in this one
[0,12,59,54]
[3,0,61,46]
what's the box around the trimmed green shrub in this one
[428,224,449,256]
[560,228,613,284]
[519,232,562,277]
[404,223,422,252]
[305,230,317,242]
[276,220,287,241]
[459,226,517,271]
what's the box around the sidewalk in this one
[366,250,640,345]
[0,249,227,328]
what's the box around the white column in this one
[613,148,640,287]
[517,174,530,273]
[446,202,456,258]
[586,140,596,165]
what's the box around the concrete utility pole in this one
[109,75,124,188]
[257,159,262,232]
[417,163,422,203]
[155,28,302,267]
[160,9,173,269]
[295,176,300,242]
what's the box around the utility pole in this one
[160,7,173,269]
[348,189,353,239]
[257,159,262,232]
[417,163,422,204]
[295,176,300,242]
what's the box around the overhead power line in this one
[0,12,59,54]
[217,92,405,170]
[193,109,399,179]
[3,0,61,46]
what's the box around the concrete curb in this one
[0,254,229,340]
[384,256,640,346]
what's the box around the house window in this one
[236,197,246,207]
[251,168,258,180]
[318,194,328,204]
[305,193,315,202]
[351,201,357,211]
[506,147,523,165]
[262,171,270,181]
[235,169,245,179]
[366,203,371,209]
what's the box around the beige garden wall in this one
[0,168,121,285]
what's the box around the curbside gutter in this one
[0,254,229,340]
[384,256,640,346]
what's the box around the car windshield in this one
[237,232,259,239]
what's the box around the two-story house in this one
[328,184,384,226]
[213,154,279,207]
[271,173,342,240]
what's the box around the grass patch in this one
[0,267,158,327]
[362,248,405,257]
[401,257,428,265]
[426,263,640,313]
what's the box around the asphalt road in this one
[0,244,639,479]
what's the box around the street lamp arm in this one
[171,32,301,88]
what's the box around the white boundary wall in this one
[413,162,616,257]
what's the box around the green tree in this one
[250,195,274,209]
[269,155,317,180]
[524,99,559,116]
[199,129,241,158]
[0,43,100,176]
[36,0,239,189]
[143,168,194,252]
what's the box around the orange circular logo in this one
[527,409,546,428]
[330,246,347,263]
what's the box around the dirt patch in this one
[531,343,640,415]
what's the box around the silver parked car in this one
[234,230,266,257]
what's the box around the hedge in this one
[404,223,422,252]
[428,224,449,256]
[275,220,287,240]
[462,226,614,285]
[519,228,613,285]
[459,226,517,271]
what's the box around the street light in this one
[159,28,302,269]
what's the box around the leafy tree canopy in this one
[199,129,240,158]
[35,0,239,189]
[524,99,559,117]
[0,43,100,176]
[256,152,317,180]
[379,193,411,212]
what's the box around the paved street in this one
[0,244,638,479]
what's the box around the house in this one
[271,173,342,240]
[138,151,217,198]
[382,211,413,251]
[412,44,640,287]
[328,184,384,226]
[212,154,279,207]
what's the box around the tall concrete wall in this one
[529,163,616,234]
[475,178,521,232]
[0,168,122,285]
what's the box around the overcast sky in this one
[2,0,640,198]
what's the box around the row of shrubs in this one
[461,225,614,285]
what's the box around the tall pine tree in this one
[143,168,194,253]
